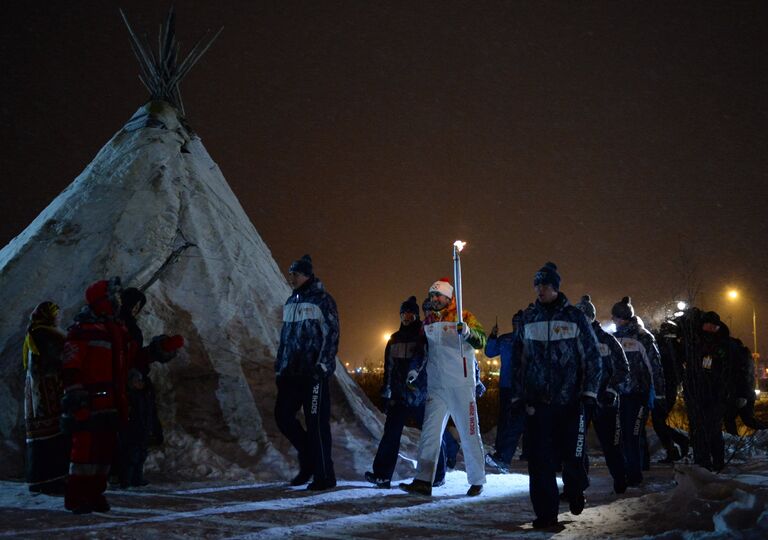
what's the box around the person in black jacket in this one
[723,338,766,435]
[653,321,690,462]
[365,296,446,488]
[113,287,182,487]
[680,310,729,471]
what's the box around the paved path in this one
[0,462,679,539]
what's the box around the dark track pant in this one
[593,404,626,485]
[527,402,587,522]
[620,394,647,484]
[651,400,689,457]
[687,400,725,471]
[372,403,445,482]
[494,387,526,463]
[275,376,335,482]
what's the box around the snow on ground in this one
[1,457,767,539]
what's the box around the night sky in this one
[2,1,767,365]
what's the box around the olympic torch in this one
[453,240,467,378]
[453,240,466,331]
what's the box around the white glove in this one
[458,323,471,340]
[406,370,418,384]
[736,397,748,409]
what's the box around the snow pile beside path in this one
[570,463,768,539]
[723,430,768,464]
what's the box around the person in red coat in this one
[61,277,129,514]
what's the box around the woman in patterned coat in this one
[23,301,69,494]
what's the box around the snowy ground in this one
[2,453,768,539]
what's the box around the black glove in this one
[598,390,618,408]
[581,395,597,417]
[510,398,525,413]
[314,362,330,380]
[60,413,77,435]
[61,388,89,414]
[380,397,393,414]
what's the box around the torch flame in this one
[453,240,466,252]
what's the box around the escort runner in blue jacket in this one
[484,309,526,470]
[576,295,630,494]
[274,255,340,491]
[514,263,602,530]
[611,296,664,486]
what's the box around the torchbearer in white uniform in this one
[399,268,487,496]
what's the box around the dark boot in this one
[307,477,336,491]
[569,493,585,515]
[399,479,432,496]
[290,469,313,486]
[613,478,627,494]
[532,517,559,529]
[364,471,391,489]
[466,484,483,496]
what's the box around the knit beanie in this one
[611,296,634,320]
[428,277,454,298]
[702,311,722,326]
[400,296,420,316]
[289,254,314,277]
[576,294,597,322]
[533,262,561,290]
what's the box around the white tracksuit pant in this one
[415,384,486,485]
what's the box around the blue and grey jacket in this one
[515,293,602,405]
[613,317,664,400]
[275,277,340,378]
[485,332,520,390]
[592,321,630,397]
[382,321,428,407]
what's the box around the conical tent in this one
[0,11,392,481]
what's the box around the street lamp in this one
[726,288,758,356]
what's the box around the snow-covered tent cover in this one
[0,10,393,482]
